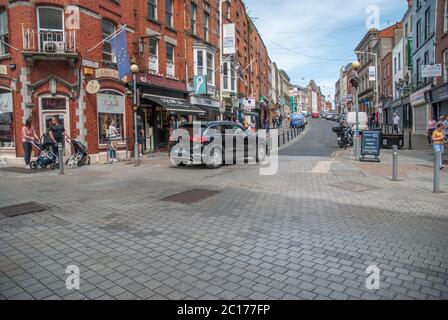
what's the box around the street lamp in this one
[130,64,140,166]
[351,60,361,161]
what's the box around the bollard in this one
[58,142,64,175]
[287,130,290,142]
[434,151,441,193]
[283,131,285,144]
[408,131,413,150]
[278,133,281,147]
[392,145,398,181]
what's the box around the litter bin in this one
[382,134,404,149]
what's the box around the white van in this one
[346,112,368,132]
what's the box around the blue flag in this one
[110,29,131,80]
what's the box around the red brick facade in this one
[0,0,274,160]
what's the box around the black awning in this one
[142,94,205,114]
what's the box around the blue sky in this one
[244,0,409,101]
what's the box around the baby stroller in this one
[66,138,90,168]
[29,135,59,170]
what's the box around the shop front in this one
[425,82,448,119]
[140,94,205,151]
[410,85,431,134]
[190,95,220,121]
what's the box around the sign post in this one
[360,130,381,162]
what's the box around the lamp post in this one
[130,64,140,166]
[351,60,361,161]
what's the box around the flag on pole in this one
[110,29,131,81]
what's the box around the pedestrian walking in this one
[21,118,39,169]
[432,123,445,169]
[137,124,145,157]
[279,115,283,128]
[108,119,119,162]
[393,113,400,134]
[369,113,376,130]
[427,117,437,145]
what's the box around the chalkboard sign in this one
[361,131,381,156]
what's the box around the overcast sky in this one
[244,0,409,101]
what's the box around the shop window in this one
[0,90,14,148]
[97,92,125,145]
[149,38,158,73]
[166,43,175,77]
[0,10,9,57]
[37,7,64,51]
[102,20,116,63]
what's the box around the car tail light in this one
[190,136,209,144]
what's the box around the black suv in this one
[168,121,267,169]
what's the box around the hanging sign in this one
[223,23,236,55]
[86,80,101,94]
[369,66,376,81]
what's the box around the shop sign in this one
[42,98,67,111]
[0,65,7,75]
[95,68,119,79]
[410,85,431,106]
[422,64,442,78]
[191,96,219,108]
[427,83,448,104]
[97,93,125,114]
[0,92,12,113]
[369,66,376,81]
[86,80,101,94]
[194,75,207,95]
[241,97,255,110]
[223,24,236,55]
[82,59,99,69]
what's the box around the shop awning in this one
[142,94,205,114]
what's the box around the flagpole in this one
[87,24,127,53]
[219,0,224,121]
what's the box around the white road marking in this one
[310,160,333,173]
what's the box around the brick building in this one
[0,0,274,162]
[0,0,139,164]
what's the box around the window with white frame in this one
[0,10,9,57]
[223,60,236,92]
[165,0,173,28]
[194,48,215,86]
[398,52,401,71]
[166,43,175,77]
[149,38,158,73]
[37,7,64,51]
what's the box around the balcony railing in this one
[22,26,77,54]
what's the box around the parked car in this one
[312,113,320,118]
[168,121,267,169]
[346,112,369,132]
[290,113,305,128]
[326,113,334,120]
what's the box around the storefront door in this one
[40,97,71,156]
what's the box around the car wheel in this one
[204,147,222,169]
[29,161,38,170]
[256,143,266,162]
[170,156,186,167]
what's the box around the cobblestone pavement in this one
[1,119,447,300]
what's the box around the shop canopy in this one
[142,94,205,115]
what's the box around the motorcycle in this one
[333,125,353,149]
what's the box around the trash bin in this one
[382,134,404,149]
